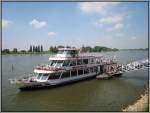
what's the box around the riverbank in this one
[122,88,149,112]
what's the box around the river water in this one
[2,51,148,111]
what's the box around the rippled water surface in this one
[2,51,148,111]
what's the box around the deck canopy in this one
[58,48,79,51]
[55,48,79,58]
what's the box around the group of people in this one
[103,64,122,74]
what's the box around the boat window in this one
[49,60,52,65]
[58,50,64,54]
[77,59,82,65]
[63,60,70,66]
[83,59,88,64]
[48,73,61,80]
[61,71,70,78]
[56,60,63,67]
[37,73,42,79]
[41,74,49,80]
[94,66,97,72]
[71,69,77,77]
[51,60,57,66]
[70,60,76,66]
[66,50,71,54]
[78,69,83,75]
[90,67,94,73]
[70,50,77,57]
[84,68,89,74]
[90,58,94,64]
[64,50,68,54]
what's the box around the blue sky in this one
[2,2,148,50]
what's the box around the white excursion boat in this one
[10,48,118,90]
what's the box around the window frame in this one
[78,69,83,75]
[41,74,49,80]
[69,60,77,66]
[84,68,89,74]
[37,73,43,80]
[71,69,77,77]
[83,59,88,64]
[61,71,70,79]
[63,60,70,67]
[77,59,83,65]
[48,72,61,80]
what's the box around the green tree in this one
[49,46,54,53]
[13,48,18,53]
[29,45,32,52]
[20,50,26,53]
[66,46,71,48]
[35,46,38,52]
[57,45,64,48]
[85,46,92,52]
[37,45,40,52]
[53,46,58,53]
[41,45,43,52]
[2,49,10,54]
[49,46,58,53]
[33,46,35,52]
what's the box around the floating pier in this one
[96,58,149,79]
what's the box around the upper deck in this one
[49,48,79,60]
[49,48,101,60]
[34,48,117,73]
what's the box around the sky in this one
[2,2,148,50]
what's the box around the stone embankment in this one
[122,88,149,112]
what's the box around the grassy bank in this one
[122,88,149,112]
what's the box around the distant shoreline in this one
[1,49,148,55]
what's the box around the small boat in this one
[96,70,122,80]
[107,71,123,77]
[96,74,112,80]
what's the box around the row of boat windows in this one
[49,59,93,67]
[36,67,96,80]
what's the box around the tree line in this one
[29,45,43,53]
[2,45,44,54]
[2,45,119,54]
[48,45,119,53]
[81,46,119,52]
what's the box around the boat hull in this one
[96,72,122,80]
[19,73,97,90]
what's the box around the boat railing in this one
[9,73,36,84]
[95,55,117,65]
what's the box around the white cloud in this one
[97,15,124,31]
[98,15,123,25]
[2,19,12,28]
[116,33,123,37]
[79,2,120,14]
[106,23,123,31]
[48,32,57,37]
[114,23,123,29]
[131,36,137,40]
[30,19,47,29]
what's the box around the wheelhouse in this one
[56,48,79,58]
